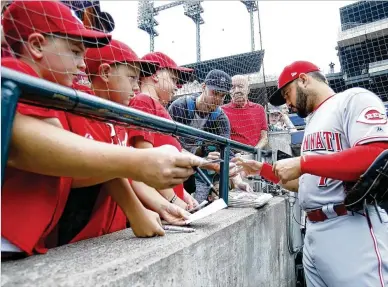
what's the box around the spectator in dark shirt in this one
[169,69,251,202]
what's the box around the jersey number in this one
[318,176,328,187]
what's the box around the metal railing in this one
[1,67,261,204]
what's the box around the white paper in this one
[185,198,227,224]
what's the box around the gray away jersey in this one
[298,87,388,210]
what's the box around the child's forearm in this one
[102,178,145,220]
[131,180,168,213]
[159,188,187,209]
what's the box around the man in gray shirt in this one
[169,69,251,202]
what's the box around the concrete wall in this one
[2,197,295,287]
[268,132,304,255]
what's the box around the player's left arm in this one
[298,90,388,182]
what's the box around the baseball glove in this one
[344,150,388,212]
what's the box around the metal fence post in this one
[1,81,21,185]
[254,148,262,193]
[219,144,230,205]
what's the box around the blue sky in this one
[101,1,356,75]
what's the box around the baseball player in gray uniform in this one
[234,61,388,287]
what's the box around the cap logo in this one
[70,9,85,26]
[220,77,226,82]
[291,72,297,77]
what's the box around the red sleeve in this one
[128,95,159,146]
[18,104,70,130]
[2,58,62,120]
[17,103,61,119]
[173,184,184,200]
[128,128,155,146]
[301,142,388,181]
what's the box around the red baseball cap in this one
[141,52,194,86]
[2,1,111,49]
[269,61,320,106]
[85,39,158,77]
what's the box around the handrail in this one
[1,66,261,203]
[1,67,256,154]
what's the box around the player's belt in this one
[306,204,348,222]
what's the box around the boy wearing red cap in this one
[59,39,171,244]
[1,0,111,257]
[83,42,193,225]
[129,51,199,210]
[140,51,194,106]
[2,1,189,258]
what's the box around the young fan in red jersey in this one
[83,39,192,225]
[1,0,111,257]
[62,41,170,243]
[2,1,180,258]
[130,51,199,210]
[59,104,160,245]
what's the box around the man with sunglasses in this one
[168,70,235,203]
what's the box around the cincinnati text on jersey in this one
[302,131,343,152]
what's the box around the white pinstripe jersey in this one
[298,88,388,210]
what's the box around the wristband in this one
[259,163,281,184]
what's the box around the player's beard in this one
[295,86,311,118]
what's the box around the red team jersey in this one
[66,85,128,243]
[128,94,184,199]
[1,57,73,255]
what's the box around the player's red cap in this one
[85,39,159,77]
[269,61,320,106]
[2,1,111,49]
[141,52,194,86]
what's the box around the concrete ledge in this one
[2,197,295,287]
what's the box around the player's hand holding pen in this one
[200,152,241,178]
[272,157,301,183]
[231,157,263,177]
[200,151,221,172]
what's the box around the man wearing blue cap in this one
[169,69,251,203]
